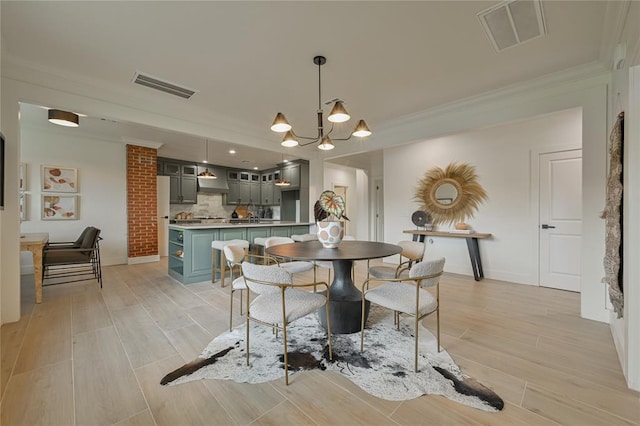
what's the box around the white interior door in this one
[375,179,384,242]
[333,185,348,236]
[539,149,582,292]
[157,176,170,257]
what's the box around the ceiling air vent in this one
[131,71,197,99]
[477,0,546,52]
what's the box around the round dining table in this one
[266,240,401,334]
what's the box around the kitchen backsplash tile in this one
[169,193,284,220]
[170,193,235,218]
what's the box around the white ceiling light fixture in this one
[197,139,217,179]
[270,56,372,151]
[48,109,79,127]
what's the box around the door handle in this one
[541,224,556,229]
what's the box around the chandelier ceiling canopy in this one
[270,56,372,151]
[197,139,217,179]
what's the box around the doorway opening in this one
[333,185,348,236]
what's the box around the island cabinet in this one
[247,227,270,247]
[168,228,220,284]
[168,223,312,284]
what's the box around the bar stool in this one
[291,233,317,242]
[252,237,268,264]
[212,239,249,287]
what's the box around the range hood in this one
[196,166,229,193]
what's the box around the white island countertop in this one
[168,221,313,230]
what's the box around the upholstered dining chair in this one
[367,240,425,280]
[224,246,281,330]
[241,261,332,385]
[361,257,445,372]
[264,236,315,279]
[224,244,247,331]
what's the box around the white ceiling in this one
[1,1,614,170]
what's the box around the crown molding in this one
[599,0,631,69]
[321,61,610,159]
[377,61,609,132]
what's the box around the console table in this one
[403,230,491,281]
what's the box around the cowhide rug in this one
[161,306,504,412]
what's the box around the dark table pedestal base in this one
[317,259,370,334]
[319,297,370,334]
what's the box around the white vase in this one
[316,221,344,249]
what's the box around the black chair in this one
[44,226,93,251]
[43,227,103,288]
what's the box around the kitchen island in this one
[168,221,312,284]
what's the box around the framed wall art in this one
[41,165,78,193]
[42,194,78,220]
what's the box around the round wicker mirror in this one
[414,163,488,225]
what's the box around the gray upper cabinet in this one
[261,182,273,205]
[159,159,197,204]
[225,169,262,205]
[227,180,241,204]
[281,164,300,189]
[158,157,306,210]
[240,181,251,203]
[164,161,181,176]
[249,181,260,203]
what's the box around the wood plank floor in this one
[1,259,638,425]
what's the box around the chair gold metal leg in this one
[229,289,234,331]
[283,321,289,385]
[247,308,249,365]
[212,250,218,283]
[437,307,441,353]
[414,314,419,373]
[437,282,441,352]
[360,295,366,353]
[220,251,227,287]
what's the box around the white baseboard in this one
[128,255,160,265]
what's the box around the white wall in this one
[608,0,640,391]
[385,108,582,285]
[19,123,128,271]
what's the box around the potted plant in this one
[314,190,350,248]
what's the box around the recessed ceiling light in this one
[242,160,250,164]
[283,159,289,163]
[229,149,236,154]
[253,166,259,170]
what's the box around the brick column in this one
[126,145,158,260]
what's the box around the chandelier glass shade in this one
[270,56,372,150]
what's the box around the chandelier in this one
[270,56,372,151]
